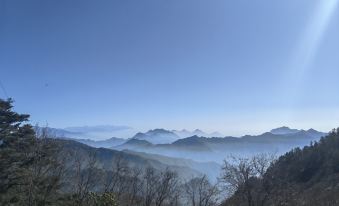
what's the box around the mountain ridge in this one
[131,129,180,144]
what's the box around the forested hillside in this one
[0,99,219,206]
[223,129,339,206]
[2,98,339,206]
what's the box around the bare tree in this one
[220,153,276,206]
[168,184,182,206]
[143,167,159,206]
[155,168,179,206]
[104,154,132,203]
[184,175,219,206]
[252,153,276,177]
[26,126,66,206]
[73,151,97,206]
[127,167,143,206]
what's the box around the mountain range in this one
[115,127,327,163]
[38,126,328,182]
[58,138,219,181]
[38,125,225,142]
[41,126,327,156]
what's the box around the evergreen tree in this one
[0,98,36,204]
[0,99,65,205]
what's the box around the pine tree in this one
[0,98,36,204]
[0,98,66,205]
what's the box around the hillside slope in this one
[115,129,326,163]
[58,139,202,180]
[224,128,339,206]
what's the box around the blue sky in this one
[1,0,339,135]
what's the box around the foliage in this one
[223,128,339,206]
[0,98,220,206]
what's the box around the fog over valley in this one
[37,125,327,182]
[2,0,339,205]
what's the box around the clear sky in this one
[1,0,339,135]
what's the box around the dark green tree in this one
[0,98,35,204]
[0,99,65,206]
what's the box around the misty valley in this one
[2,99,339,206]
[1,0,339,205]
[45,126,327,182]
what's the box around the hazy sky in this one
[1,0,339,135]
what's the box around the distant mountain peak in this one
[270,126,300,135]
[133,132,145,138]
[132,129,180,144]
[270,126,327,138]
[272,126,293,130]
[307,128,317,133]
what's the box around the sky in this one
[1,0,339,136]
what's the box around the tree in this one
[220,154,275,206]
[104,154,131,201]
[184,175,219,206]
[126,167,143,206]
[26,127,66,206]
[143,167,159,206]
[0,99,65,205]
[72,151,98,206]
[154,168,179,206]
[0,99,36,204]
